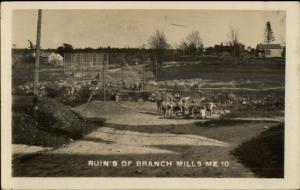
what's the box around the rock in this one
[224,109,231,114]
[148,81,158,86]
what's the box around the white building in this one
[48,53,63,65]
[256,44,283,58]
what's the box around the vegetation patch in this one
[12,97,105,148]
[231,124,284,178]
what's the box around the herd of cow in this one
[156,96,217,120]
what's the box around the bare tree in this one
[148,30,169,80]
[179,31,204,55]
[228,26,239,47]
[228,26,240,57]
[179,40,188,55]
[186,31,204,54]
[148,30,169,50]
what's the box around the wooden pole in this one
[33,9,42,112]
[143,49,146,91]
[155,56,158,81]
[106,53,109,70]
[102,54,106,101]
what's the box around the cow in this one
[161,101,174,117]
[172,96,190,115]
[206,102,217,116]
[156,100,163,113]
[199,106,207,120]
[189,103,207,120]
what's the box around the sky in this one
[12,9,286,49]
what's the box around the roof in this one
[256,44,282,50]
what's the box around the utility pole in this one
[102,53,109,101]
[102,54,106,101]
[33,9,42,113]
[106,52,109,70]
[155,56,158,81]
[142,48,146,91]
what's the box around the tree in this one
[179,40,188,56]
[148,30,169,80]
[228,26,240,57]
[28,40,36,50]
[264,21,275,44]
[148,30,169,50]
[27,40,36,62]
[55,43,74,57]
[179,31,204,56]
[186,31,204,55]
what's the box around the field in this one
[11,56,285,177]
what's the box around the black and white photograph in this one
[1,1,300,190]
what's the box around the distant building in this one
[48,52,63,65]
[208,43,245,57]
[39,51,65,65]
[256,44,283,58]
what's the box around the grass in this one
[231,124,284,178]
[12,63,66,85]
[160,61,285,86]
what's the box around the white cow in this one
[199,106,207,120]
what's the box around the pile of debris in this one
[14,80,97,98]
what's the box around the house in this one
[256,44,283,58]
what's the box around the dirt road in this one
[13,101,280,177]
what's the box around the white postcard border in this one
[1,1,299,189]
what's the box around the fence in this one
[64,52,106,72]
[64,52,106,80]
